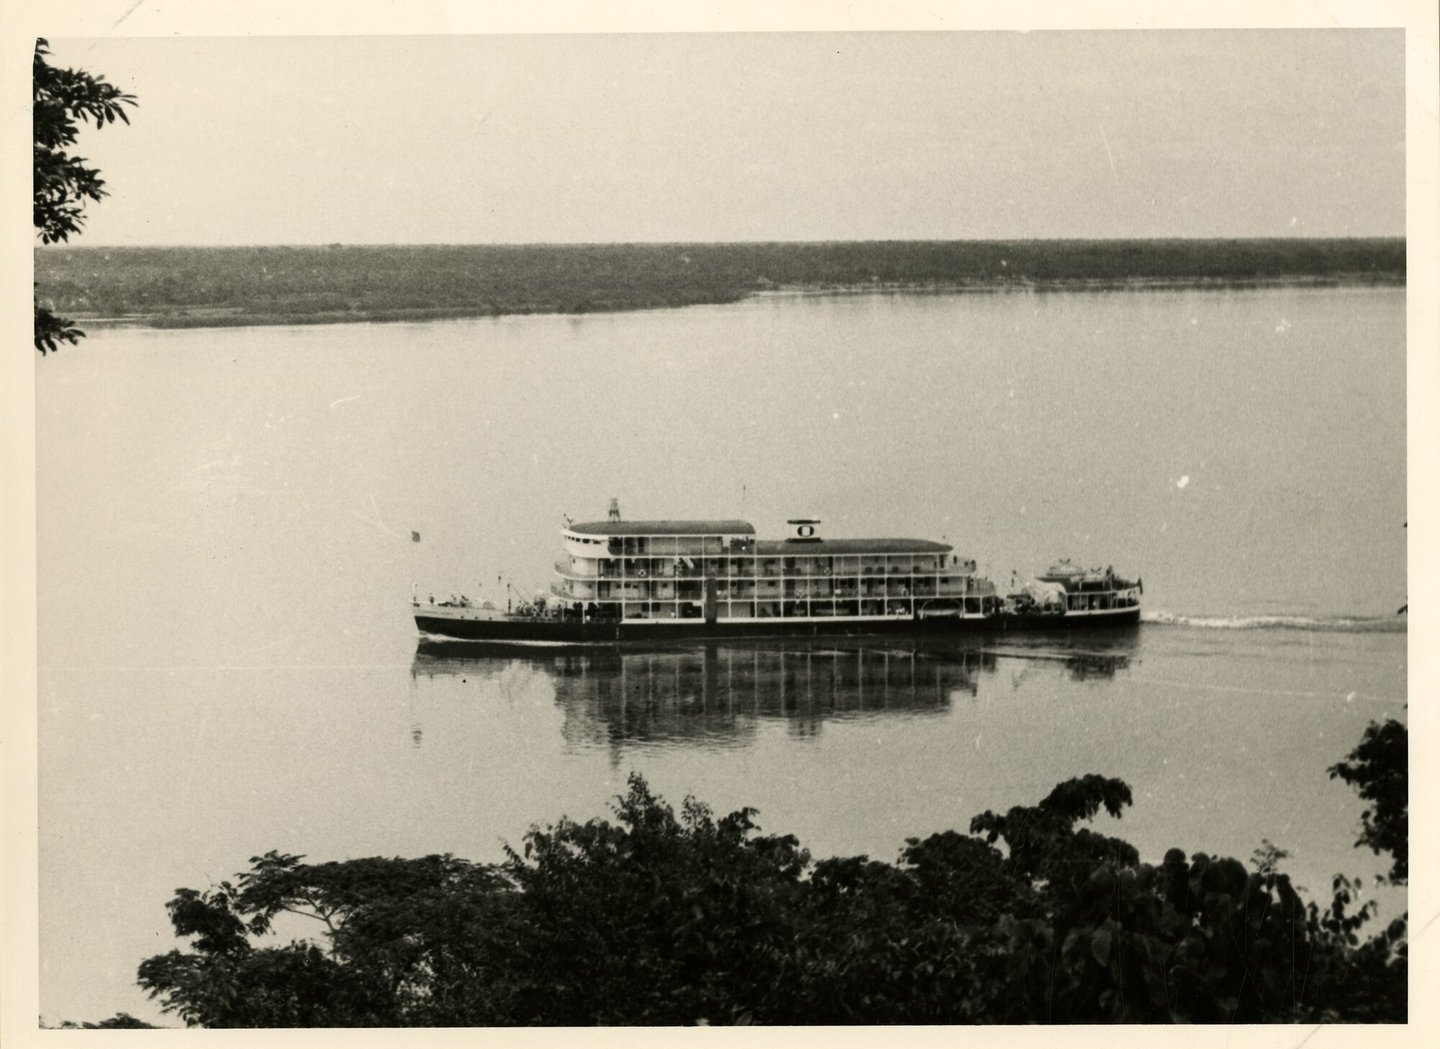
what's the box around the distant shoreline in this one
[37,239,1405,333]
[67,274,1405,331]
[752,272,1403,297]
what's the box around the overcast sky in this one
[46,30,1403,245]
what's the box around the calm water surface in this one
[36,287,1406,1023]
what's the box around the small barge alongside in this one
[413,503,1141,646]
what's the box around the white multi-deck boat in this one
[413,501,1142,646]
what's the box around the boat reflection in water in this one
[410,630,1137,750]
[982,632,1138,683]
[414,641,993,748]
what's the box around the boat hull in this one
[414,607,1141,647]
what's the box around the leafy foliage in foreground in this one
[32,38,136,354]
[137,720,1407,1027]
[1329,717,1408,884]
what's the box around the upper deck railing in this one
[555,551,966,577]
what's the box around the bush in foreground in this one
[137,720,1406,1026]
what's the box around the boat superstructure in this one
[550,514,995,624]
[413,504,1139,646]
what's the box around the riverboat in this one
[412,502,1142,646]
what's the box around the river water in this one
[36,287,1406,1024]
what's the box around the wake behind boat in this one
[413,501,1141,647]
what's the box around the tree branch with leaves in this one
[1329,717,1407,884]
[33,37,136,354]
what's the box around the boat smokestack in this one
[786,518,821,543]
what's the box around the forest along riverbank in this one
[34,238,1404,331]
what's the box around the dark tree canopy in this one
[134,758,1407,1027]
[44,1013,158,1030]
[33,37,136,354]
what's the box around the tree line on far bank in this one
[59,714,1408,1027]
[36,238,1405,333]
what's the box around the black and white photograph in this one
[5,1,1435,1039]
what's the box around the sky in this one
[40,29,1405,246]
